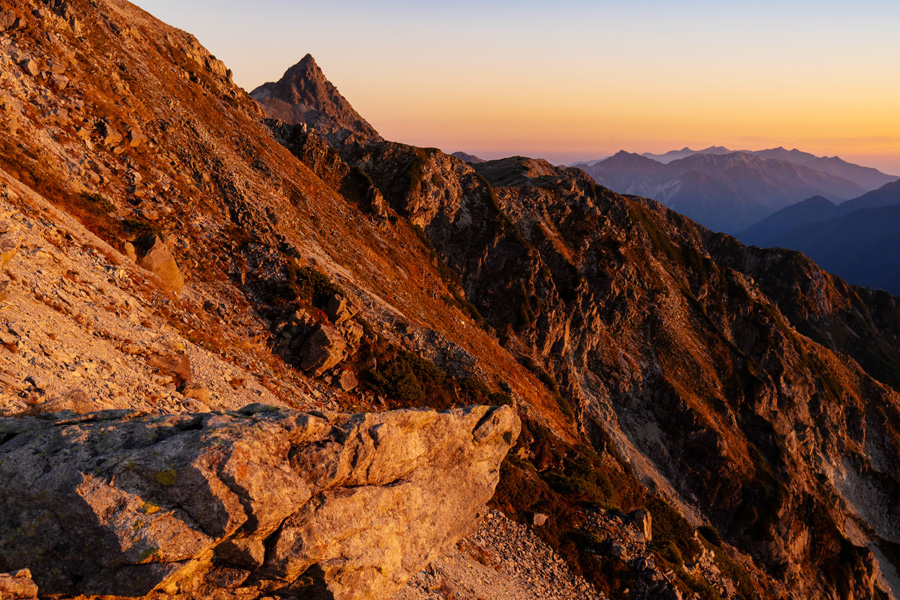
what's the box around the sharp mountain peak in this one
[281,53,326,90]
[250,53,382,145]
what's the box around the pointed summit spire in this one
[276,54,330,105]
[250,54,382,146]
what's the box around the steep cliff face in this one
[262,89,900,599]
[462,161,900,600]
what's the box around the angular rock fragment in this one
[18,58,39,77]
[339,319,364,347]
[0,11,16,31]
[123,240,137,261]
[338,369,358,391]
[206,57,228,78]
[298,323,346,375]
[629,509,652,542]
[0,224,23,270]
[182,383,210,404]
[127,127,146,147]
[324,292,353,324]
[96,120,124,147]
[132,233,185,293]
[0,329,16,351]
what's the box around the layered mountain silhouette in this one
[641,145,897,190]
[576,147,897,233]
[739,179,900,293]
[641,145,732,163]
[738,195,839,247]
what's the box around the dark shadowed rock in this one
[299,323,347,375]
[628,509,652,542]
[324,293,352,324]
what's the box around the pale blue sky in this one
[134,0,900,172]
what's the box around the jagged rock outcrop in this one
[0,404,519,599]
[266,118,389,216]
[463,159,900,599]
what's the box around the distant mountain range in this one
[737,179,900,294]
[573,147,897,233]
[641,145,732,163]
[451,151,485,164]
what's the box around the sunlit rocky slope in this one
[0,0,898,599]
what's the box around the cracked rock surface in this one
[0,404,519,600]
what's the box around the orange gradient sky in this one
[137,0,900,173]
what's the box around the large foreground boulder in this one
[0,404,519,599]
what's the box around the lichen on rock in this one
[0,404,519,600]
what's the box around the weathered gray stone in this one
[298,323,346,375]
[0,405,519,600]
